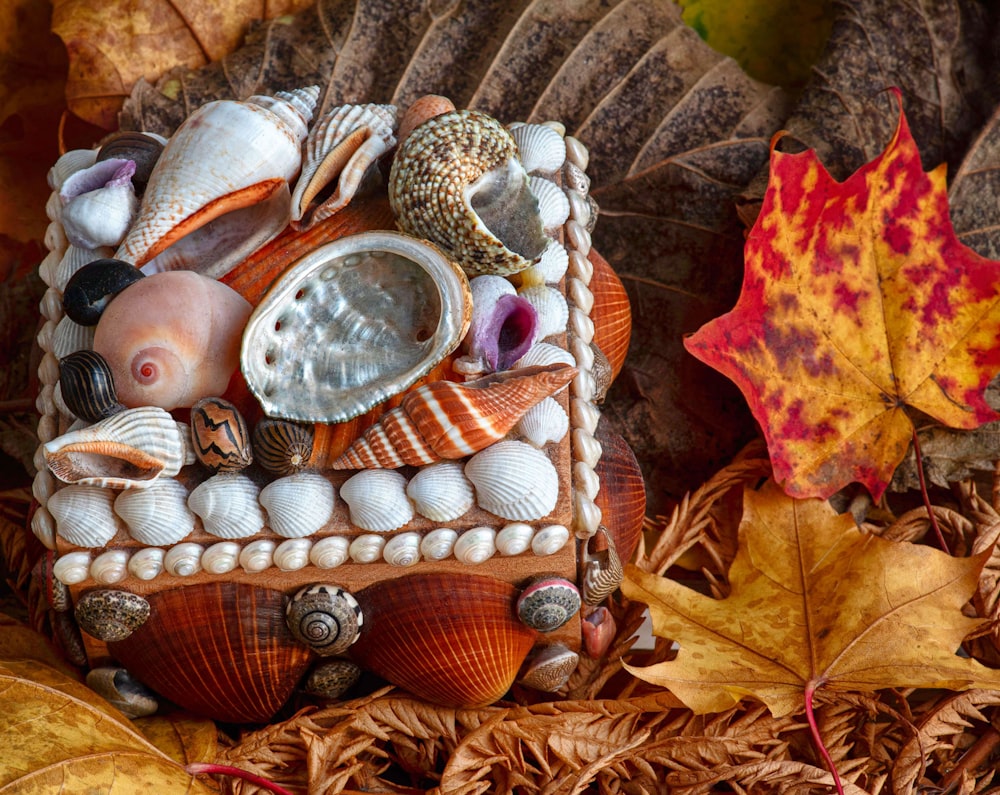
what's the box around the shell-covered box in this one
[30,87,644,723]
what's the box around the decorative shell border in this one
[31,112,605,594]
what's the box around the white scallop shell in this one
[454,526,496,564]
[239,539,276,572]
[515,341,576,370]
[496,523,535,556]
[55,245,116,292]
[53,550,92,585]
[384,531,421,567]
[532,524,570,556]
[128,547,164,580]
[164,542,204,576]
[51,315,95,359]
[526,240,569,285]
[419,528,458,561]
[201,541,241,574]
[274,537,312,571]
[48,149,99,190]
[310,536,350,568]
[516,396,569,448]
[406,461,475,522]
[48,485,119,547]
[114,478,195,545]
[465,440,559,521]
[90,549,129,585]
[187,473,265,538]
[340,469,413,532]
[349,533,385,563]
[259,471,335,538]
[519,285,569,342]
[511,123,566,174]
[528,176,570,229]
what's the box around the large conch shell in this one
[388,109,549,278]
[115,86,318,270]
[93,271,252,410]
[330,363,577,469]
[241,231,472,423]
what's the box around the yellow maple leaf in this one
[622,479,1000,717]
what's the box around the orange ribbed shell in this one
[593,419,645,564]
[588,249,631,382]
[350,572,537,707]
[107,582,313,723]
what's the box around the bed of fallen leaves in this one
[8,0,1000,792]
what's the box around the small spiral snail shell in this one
[74,589,150,643]
[285,584,363,656]
[516,577,580,633]
[58,349,126,422]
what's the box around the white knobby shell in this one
[406,461,475,522]
[454,526,496,564]
[496,523,535,556]
[259,471,335,538]
[572,429,603,469]
[114,477,195,545]
[419,527,457,560]
[515,342,575,370]
[528,176,570,229]
[340,469,413,532]
[384,531,421,567]
[274,537,313,571]
[48,149,99,190]
[570,397,600,435]
[239,539,276,572]
[532,524,570,556]
[60,165,139,249]
[516,396,569,448]
[51,315,95,359]
[573,491,602,538]
[310,536,350,568]
[201,541,241,574]
[53,550,92,585]
[164,542,204,576]
[48,485,119,547]
[511,123,566,174]
[188,472,265,538]
[32,469,57,504]
[90,549,130,585]
[519,285,569,343]
[573,460,600,501]
[128,547,165,580]
[465,440,559,521]
[349,534,385,563]
[30,505,57,550]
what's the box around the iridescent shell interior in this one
[242,231,472,423]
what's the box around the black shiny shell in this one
[62,258,144,326]
[59,349,125,422]
[190,397,253,473]
[253,418,314,475]
[96,131,164,193]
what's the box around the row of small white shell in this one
[30,119,602,558]
[49,522,573,586]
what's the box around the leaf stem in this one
[185,762,296,795]
[910,428,950,554]
[803,682,845,795]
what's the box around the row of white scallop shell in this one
[50,521,572,585]
[40,440,561,548]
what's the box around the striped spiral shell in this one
[253,418,314,475]
[286,584,362,656]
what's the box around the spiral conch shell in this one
[116,87,318,268]
[93,271,252,410]
[388,109,549,277]
[330,363,577,469]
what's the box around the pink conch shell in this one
[116,87,318,268]
[331,363,577,469]
[59,159,139,249]
[290,103,398,230]
[93,271,252,410]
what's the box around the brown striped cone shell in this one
[593,418,645,565]
[190,397,253,473]
[106,581,313,723]
[581,526,625,605]
[350,572,537,707]
[330,363,577,469]
[588,249,631,383]
[388,109,549,278]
